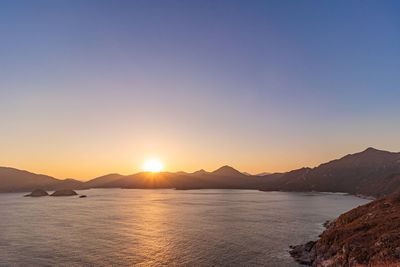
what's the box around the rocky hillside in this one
[291,194,400,266]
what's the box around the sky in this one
[0,0,400,179]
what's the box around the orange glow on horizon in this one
[142,158,164,173]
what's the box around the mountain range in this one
[2,147,400,197]
[260,147,400,197]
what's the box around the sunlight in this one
[142,158,164,172]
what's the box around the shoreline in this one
[289,194,400,266]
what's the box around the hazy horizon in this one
[0,146,395,181]
[1,0,400,179]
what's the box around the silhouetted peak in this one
[360,147,400,155]
[356,147,396,157]
[212,165,244,176]
[192,169,208,175]
[364,147,380,153]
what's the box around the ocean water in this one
[0,189,369,267]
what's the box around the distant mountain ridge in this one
[84,173,124,188]
[86,166,268,190]
[1,147,400,197]
[261,147,400,197]
[0,167,84,193]
[211,165,247,177]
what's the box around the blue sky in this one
[0,0,399,178]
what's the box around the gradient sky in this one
[1,0,400,179]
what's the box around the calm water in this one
[0,189,369,267]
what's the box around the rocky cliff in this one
[291,194,400,266]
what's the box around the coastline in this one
[289,194,400,266]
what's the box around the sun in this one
[142,158,164,172]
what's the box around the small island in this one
[50,189,78,197]
[24,189,49,197]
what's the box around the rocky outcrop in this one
[289,241,316,265]
[24,189,49,197]
[291,195,400,266]
[50,189,78,196]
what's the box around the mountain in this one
[102,172,201,189]
[261,147,400,197]
[173,166,273,189]
[84,173,125,188]
[3,147,400,196]
[211,165,247,177]
[0,167,84,192]
[190,169,208,176]
[0,167,59,192]
[82,166,274,190]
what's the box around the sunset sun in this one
[142,158,164,172]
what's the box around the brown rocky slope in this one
[290,194,400,266]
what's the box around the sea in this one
[0,189,369,267]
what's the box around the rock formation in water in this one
[290,194,400,266]
[24,189,49,197]
[50,189,78,196]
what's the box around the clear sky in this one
[1,0,399,179]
